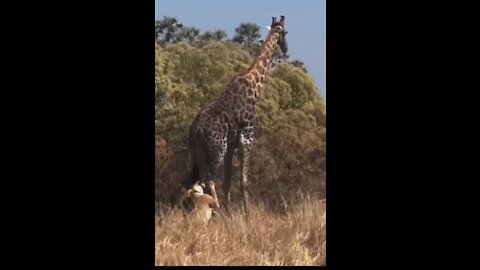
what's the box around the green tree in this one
[232,23,261,55]
[155,33,326,210]
[201,29,228,42]
[289,59,308,73]
[177,26,200,44]
[155,16,184,43]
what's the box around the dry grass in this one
[155,198,326,266]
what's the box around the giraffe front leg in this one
[239,131,253,221]
[207,180,220,208]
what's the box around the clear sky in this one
[155,0,326,99]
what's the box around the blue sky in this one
[155,0,326,99]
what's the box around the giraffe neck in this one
[246,31,280,86]
[222,31,280,102]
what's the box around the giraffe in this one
[183,15,289,219]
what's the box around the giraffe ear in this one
[266,26,271,31]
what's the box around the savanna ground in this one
[155,197,326,266]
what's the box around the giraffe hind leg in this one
[239,152,250,221]
[223,145,235,212]
[239,131,254,221]
[204,139,227,208]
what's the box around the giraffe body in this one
[184,16,288,219]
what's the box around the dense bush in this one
[155,19,326,212]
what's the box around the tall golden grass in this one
[155,198,326,266]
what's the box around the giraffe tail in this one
[181,163,199,212]
[183,162,199,188]
[190,163,199,185]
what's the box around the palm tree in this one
[211,29,228,41]
[155,16,184,43]
[178,27,200,43]
[201,29,228,42]
[155,21,162,41]
[289,60,308,73]
[232,23,261,48]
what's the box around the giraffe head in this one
[270,15,288,55]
